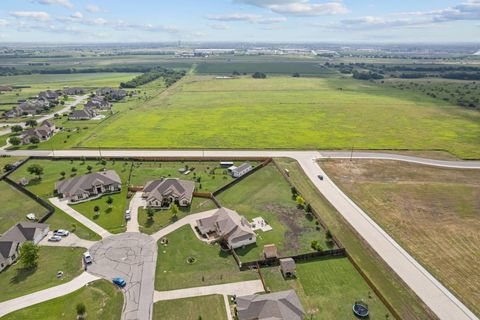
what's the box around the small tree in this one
[71,167,77,173]
[29,136,40,145]
[305,203,312,213]
[27,164,44,179]
[60,171,66,178]
[291,186,298,197]
[9,136,21,146]
[106,196,113,208]
[10,125,23,133]
[19,242,39,269]
[76,302,86,319]
[4,163,15,172]
[94,205,100,216]
[170,203,179,220]
[296,195,305,208]
[87,165,93,173]
[26,119,37,128]
[147,207,155,220]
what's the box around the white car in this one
[54,229,70,237]
[26,213,37,221]
[48,235,62,242]
[125,209,131,221]
[83,252,93,264]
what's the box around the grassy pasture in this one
[0,181,48,234]
[216,164,329,262]
[321,159,480,316]
[155,225,258,291]
[262,258,391,319]
[71,75,480,159]
[0,247,84,302]
[153,295,226,320]
[2,280,123,320]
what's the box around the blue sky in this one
[0,0,479,43]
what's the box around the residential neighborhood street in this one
[1,149,479,320]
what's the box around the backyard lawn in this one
[155,225,258,291]
[216,164,329,262]
[0,181,48,234]
[138,197,217,234]
[153,295,226,320]
[322,159,480,316]
[262,257,391,320]
[0,247,84,302]
[9,159,132,235]
[2,280,123,320]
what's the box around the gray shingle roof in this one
[232,162,252,175]
[55,170,121,196]
[144,178,194,203]
[0,222,49,260]
[236,290,305,320]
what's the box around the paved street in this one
[87,233,157,320]
[0,272,99,318]
[153,280,264,302]
[49,197,112,239]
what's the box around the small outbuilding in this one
[280,258,296,278]
[263,244,278,259]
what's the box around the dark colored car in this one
[112,277,127,288]
[318,175,324,181]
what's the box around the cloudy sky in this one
[0,0,479,43]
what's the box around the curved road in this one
[0,149,479,320]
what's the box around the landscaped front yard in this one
[2,280,123,320]
[155,225,258,291]
[0,181,48,234]
[216,164,330,262]
[0,247,85,302]
[262,257,391,320]
[138,197,217,234]
[9,159,132,235]
[153,295,226,320]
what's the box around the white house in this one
[230,162,253,178]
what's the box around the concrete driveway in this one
[127,192,144,233]
[39,231,96,248]
[86,233,157,320]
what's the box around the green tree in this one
[106,196,113,208]
[25,119,37,128]
[60,171,66,178]
[4,163,15,172]
[296,195,305,208]
[10,125,23,133]
[71,167,77,173]
[19,242,39,269]
[305,203,312,213]
[76,302,86,319]
[94,205,100,216]
[147,207,155,220]
[170,203,179,220]
[27,164,44,179]
[87,165,93,173]
[9,136,21,146]
[29,136,40,145]
[291,186,298,196]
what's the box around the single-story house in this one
[236,290,305,320]
[280,258,296,278]
[69,108,97,120]
[0,86,12,92]
[64,87,85,95]
[55,170,122,203]
[20,119,56,144]
[231,162,253,178]
[95,88,126,101]
[263,244,278,259]
[143,178,195,207]
[38,90,59,101]
[196,207,256,249]
[0,222,49,272]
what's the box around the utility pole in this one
[99,146,102,159]
[350,144,354,161]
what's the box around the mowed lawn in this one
[322,159,480,316]
[216,164,329,262]
[2,280,123,320]
[0,247,84,302]
[262,258,391,319]
[155,225,258,291]
[153,295,227,320]
[0,181,48,234]
[77,76,480,159]
[9,159,132,236]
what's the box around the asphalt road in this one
[1,148,478,320]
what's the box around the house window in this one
[1,263,4,268]
[249,237,252,240]
[11,254,16,260]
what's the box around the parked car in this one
[48,235,62,242]
[317,175,324,181]
[83,251,93,264]
[54,229,70,237]
[125,209,131,221]
[26,213,37,221]
[112,277,127,288]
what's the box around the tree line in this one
[120,67,186,88]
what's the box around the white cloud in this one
[0,19,9,27]
[37,0,74,9]
[93,18,108,25]
[71,12,83,19]
[234,0,348,16]
[10,11,51,22]
[208,23,231,30]
[85,4,103,13]
[206,13,286,24]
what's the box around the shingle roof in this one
[232,162,252,174]
[236,290,305,320]
[280,258,296,271]
[144,178,194,203]
[55,170,121,196]
[0,222,48,260]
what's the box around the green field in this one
[54,75,480,158]
[153,295,226,320]
[0,247,84,302]
[2,280,123,320]
[138,197,217,234]
[0,181,48,234]
[216,164,329,262]
[9,159,131,236]
[155,225,258,291]
[262,258,391,319]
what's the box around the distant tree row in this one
[120,67,186,88]
[352,70,384,80]
[252,72,267,79]
[0,66,164,77]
